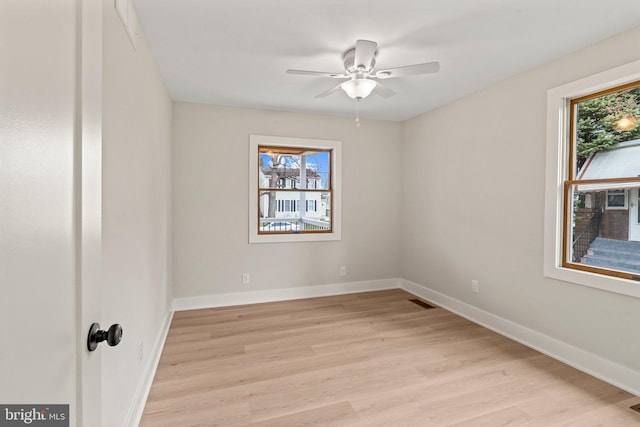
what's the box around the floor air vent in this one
[631,403,640,414]
[409,299,436,309]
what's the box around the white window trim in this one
[249,135,342,243]
[544,59,640,299]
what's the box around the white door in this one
[1,2,103,426]
[2,3,108,425]
[629,188,640,241]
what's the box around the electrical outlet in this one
[242,273,250,284]
[339,266,347,277]
[471,280,480,293]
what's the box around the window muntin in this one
[563,81,640,279]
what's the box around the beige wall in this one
[402,26,640,381]
[172,103,402,298]
[101,3,173,426]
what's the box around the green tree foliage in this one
[576,86,640,168]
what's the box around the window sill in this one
[543,262,640,298]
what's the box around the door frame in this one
[76,0,103,425]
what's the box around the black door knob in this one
[87,323,123,351]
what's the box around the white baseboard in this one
[125,307,174,427]
[173,278,401,311]
[400,278,640,397]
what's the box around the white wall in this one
[402,26,640,388]
[172,103,402,299]
[101,3,172,426]
[0,0,77,411]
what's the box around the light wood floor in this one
[140,289,640,426]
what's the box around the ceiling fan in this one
[287,39,440,100]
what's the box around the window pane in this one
[258,145,332,235]
[258,190,331,233]
[259,147,330,191]
[567,182,640,275]
[574,84,640,177]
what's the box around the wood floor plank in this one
[247,401,360,426]
[147,350,371,402]
[517,380,636,425]
[140,290,640,426]
[153,345,316,382]
[247,363,424,421]
[139,402,250,427]
[559,396,640,426]
[444,405,533,427]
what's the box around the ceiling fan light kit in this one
[286,39,440,101]
[341,78,377,99]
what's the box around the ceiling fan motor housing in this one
[343,47,376,74]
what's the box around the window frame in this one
[249,135,342,244]
[545,59,640,298]
[563,82,640,279]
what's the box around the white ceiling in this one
[132,0,640,121]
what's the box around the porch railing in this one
[300,218,330,230]
[259,217,330,232]
[572,211,602,262]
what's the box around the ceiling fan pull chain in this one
[356,98,361,127]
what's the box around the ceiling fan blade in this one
[287,69,348,78]
[354,39,377,71]
[373,81,396,98]
[376,61,440,79]
[315,83,343,98]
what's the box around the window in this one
[249,135,342,243]
[564,81,640,279]
[606,190,627,209]
[306,200,317,212]
[545,59,640,298]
